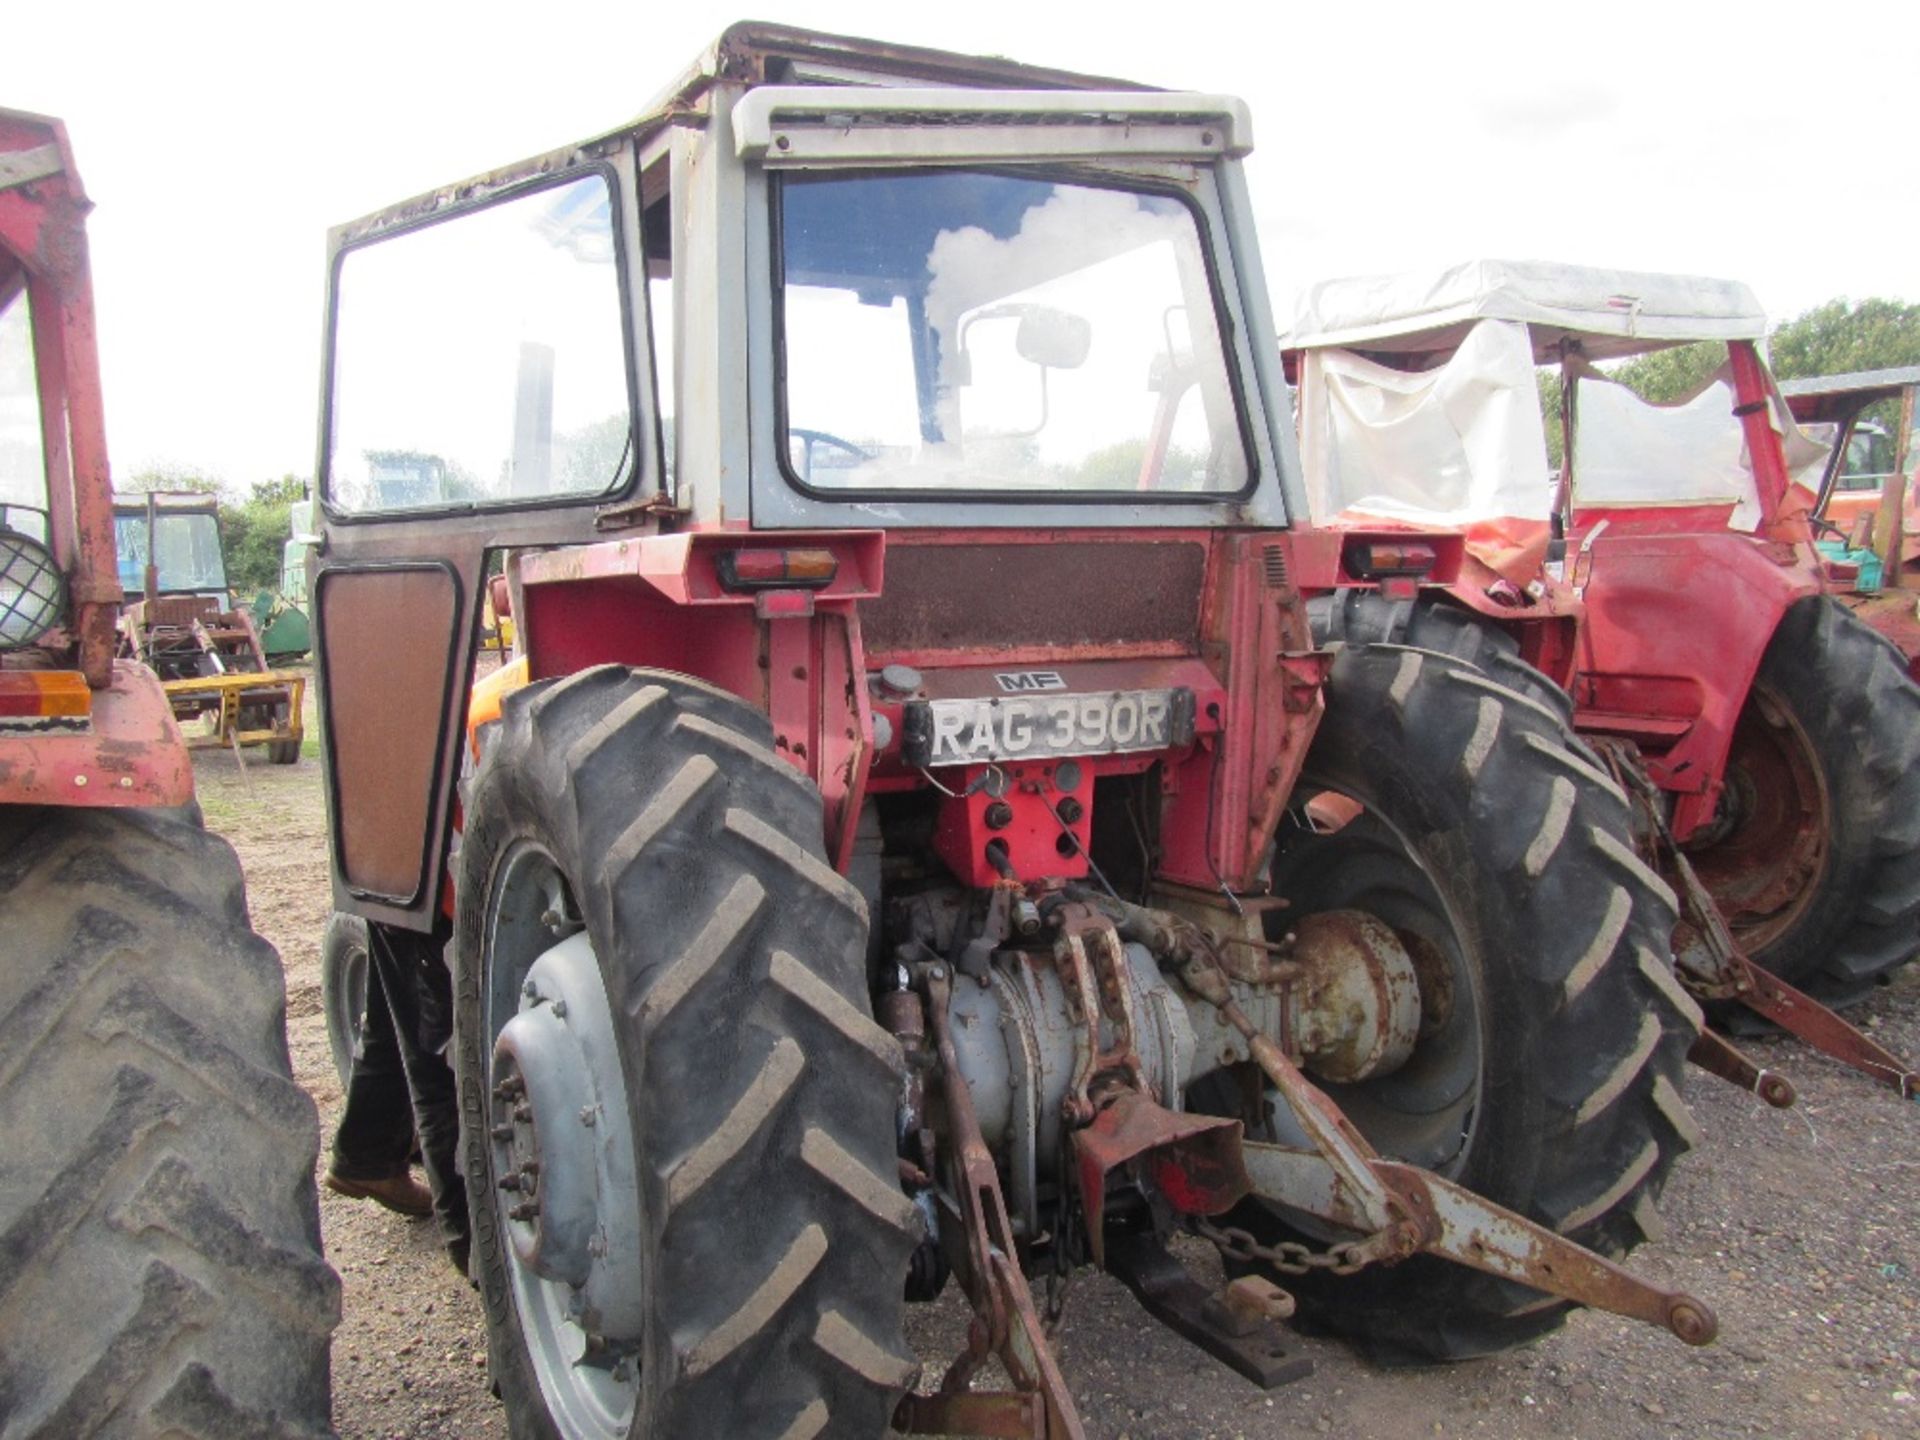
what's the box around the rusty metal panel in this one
[316,563,461,904]
[0,660,191,808]
[862,540,1206,658]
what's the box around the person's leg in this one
[328,953,433,1215]
[369,922,471,1273]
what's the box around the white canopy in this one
[1297,319,1552,528]
[1288,259,1768,363]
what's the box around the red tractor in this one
[1287,261,1920,1073]
[113,489,307,765]
[1780,365,1920,676]
[313,31,1715,1438]
[0,111,334,1431]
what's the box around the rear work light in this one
[715,547,839,592]
[0,529,65,649]
[1342,539,1439,580]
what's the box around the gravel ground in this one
[194,718,1920,1440]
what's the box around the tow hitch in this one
[1596,741,1920,1102]
[905,897,1721,1437]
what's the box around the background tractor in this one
[0,109,335,1434]
[312,29,1713,1438]
[1287,263,1920,1037]
[1781,365,1920,676]
[112,488,305,763]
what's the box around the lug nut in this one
[509,1201,539,1222]
[513,1103,533,1123]
[499,1173,522,1192]
[579,1106,597,1127]
[491,1124,514,1142]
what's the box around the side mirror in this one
[1014,306,1091,371]
[958,303,1092,384]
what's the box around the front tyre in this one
[0,805,337,1435]
[454,665,919,1439]
[1238,643,1701,1362]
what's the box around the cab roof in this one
[1287,258,1768,365]
[1779,365,1920,422]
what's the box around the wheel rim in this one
[483,841,640,1437]
[1683,681,1830,953]
[1266,794,1483,1177]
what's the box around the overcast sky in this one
[10,0,1918,492]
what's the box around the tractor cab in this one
[1779,366,1920,672]
[112,490,229,601]
[1286,259,1834,829]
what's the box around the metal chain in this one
[1193,1217,1375,1276]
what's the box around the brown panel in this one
[316,564,461,903]
[862,541,1206,654]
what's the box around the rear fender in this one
[1572,530,1823,837]
[517,531,883,870]
[0,661,192,808]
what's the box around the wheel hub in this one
[1683,681,1829,949]
[1289,909,1422,1083]
[489,932,644,1341]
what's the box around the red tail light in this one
[716,548,839,591]
[1342,539,1438,579]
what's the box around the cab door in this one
[313,138,660,931]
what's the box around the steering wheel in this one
[789,428,873,483]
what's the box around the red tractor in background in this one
[311,29,1718,1439]
[1780,365,1920,676]
[1286,262,1920,1091]
[113,489,307,765]
[0,110,334,1434]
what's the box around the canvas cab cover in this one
[1285,260,1818,538]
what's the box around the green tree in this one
[1540,298,1920,459]
[1063,438,1207,490]
[1767,298,1920,380]
[217,474,309,593]
[1611,341,1727,403]
[556,412,634,492]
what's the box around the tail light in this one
[1342,539,1438,580]
[0,670,91,722]
[715,547,839,592]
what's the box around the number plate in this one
[903,688,1194,767]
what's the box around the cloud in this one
[1477,87,1618,139]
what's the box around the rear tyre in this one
[1309,589,1575,725]
[0,805,337,1435]
[1227,643,1700,1362]
[1684,596,1920,1004]
[455,664,919,1439]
